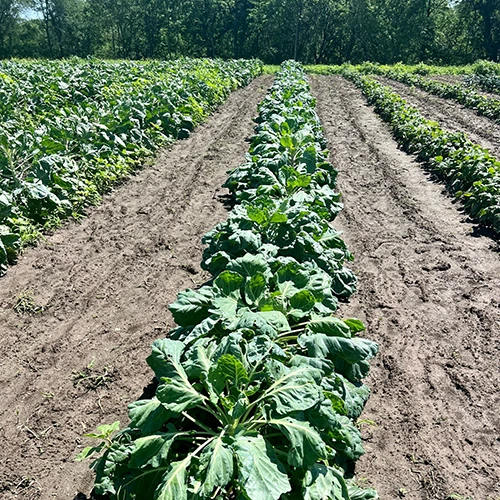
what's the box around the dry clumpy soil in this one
[311,75,500,500]
[376,75,500,158]
[0,75,272,500]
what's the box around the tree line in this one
[1,0,500,64]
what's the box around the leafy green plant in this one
[0,58,263,275]
[80,61,378,500]
[374,67,500,122]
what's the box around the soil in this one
[376,75,500,157]
[0,75,272,500]
[429,75,463,84]
[310,75,500,500]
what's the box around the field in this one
[0,60,499,500]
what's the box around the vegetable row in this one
[343,70,500,235]
[372,68,500,122]
[79,61,379,500]
[0,58,262,275]
[307,61,500,118]
[463,74,500,95]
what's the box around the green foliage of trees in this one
[2,0,500,63]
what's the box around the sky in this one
[20,7,42,20]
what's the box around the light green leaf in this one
[263,365,322,414]
[269,211,288,223]
[155,458,190,500]
[299,334,378,381]
[84,421,120,440]
[227,254,269,278]
[156,377,205,414]
[306,316,352,338]
[303,464,350,500]
[234,435,291,500]
[147,339,187,380]
[198,434,234,495]
[128,398,170,434]
[212,296,239,321]
[269,417,327,467]
[343,318,366,334]
[257,311,290,332]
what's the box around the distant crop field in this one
[0,58,262,274]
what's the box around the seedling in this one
[71,360,115,390]
[13,290,44,315]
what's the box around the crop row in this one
[343,70,500,235]
[463,74,500,95]
[306,62,475,77]
[373,68,500,122]
[78,62,379,500]
[0,58,262,275]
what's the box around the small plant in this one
[13,290,44,315]
[72,360,115,390]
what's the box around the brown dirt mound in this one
[311,75,500,500]
[0,75,272,500]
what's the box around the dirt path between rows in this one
[428,75,500,100]
[0,75,272,500]
[375,76,500,158]
[311,75,500,500]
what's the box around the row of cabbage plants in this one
[344,70,500,235]
[78,61,379,500]
[0,58,262,275]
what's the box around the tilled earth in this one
[311,75,500,500]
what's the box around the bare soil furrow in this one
[311,75,500,500]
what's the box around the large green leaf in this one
[155,458,191,500]
[214,271,244,298]
[299,333,378,381]
[234,435,291,500]
[263,364,322,414]
[306,316,352,339]
[128,433,177,469]
[198,434,234,495]
[269,416,327,467]
[128,398,170,434]
[303,464,350,500]
[227,254,269,278]
[169,287,215,327]
[245,272,267,305]
[147,339,187,380]
[156,376,205,414]
[209,354,250,395]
